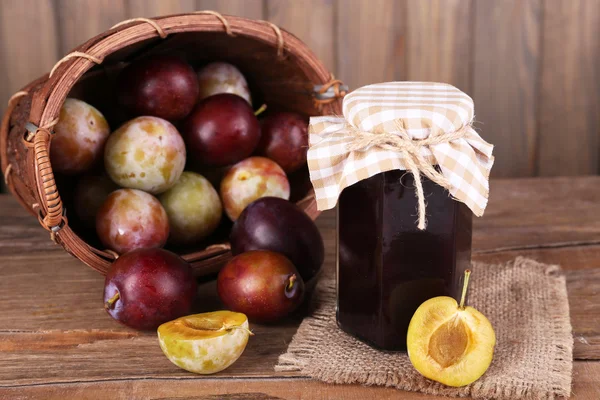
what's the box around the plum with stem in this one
[103,248,197,330]
[217,250,304,322]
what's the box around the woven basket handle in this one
[31,123,64,232]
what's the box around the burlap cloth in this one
[276,257,573,399]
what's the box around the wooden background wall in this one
[0,0,599,180]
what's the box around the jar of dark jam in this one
[336,169,472,351]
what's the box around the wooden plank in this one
[0,245,327,386]
[474,244,600,272]
[0,377,437,399]
[567,268,600,360]
[538,0,600,176]
[266,0,336,72]
[0,191,598,389]
[126,0,196,17]
[0,243,595,387]
[473,177,600,252]
[0,266,301,385]
[572,361,600,399]
[1,175,599,391]
[0,204,335,386]
[195,0,264,20]
[0,361,597,399]
[0,0,58,108]
[3,176,600,279]
[3,173,600,275]
[0,195,64,255]
[0,326,297,385]
[336,0,405,90]
[55,0,128,54]
[405,0,474,93]
[472,0,541,178]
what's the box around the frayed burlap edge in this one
[276,257,573,399]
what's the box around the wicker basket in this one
[0,12,344,277]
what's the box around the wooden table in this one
[0,177,599,399]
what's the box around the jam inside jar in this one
[336,169,472,351]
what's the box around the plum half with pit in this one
[230,197,324,281]
[217,250,304,322]
[104,116,186,194]
[197,62,252,105]
[220,157,290,221]
[158,172,222,246]
[256,112,308,173]
[117,55,199,121]
[158,311,252,374]
[104,248,197,330]
[51,98,110,175]
[182,93,260,167]
[96,188,169,254]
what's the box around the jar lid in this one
[307,81,495,230]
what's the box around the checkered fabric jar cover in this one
[307,81,495,218]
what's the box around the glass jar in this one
[336,169,472,351]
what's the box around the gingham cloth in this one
[307,81,495,216]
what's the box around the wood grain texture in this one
[405,0,474,92]
[0,378,438,399]
[1,0,600,182]
[0,257,593,382]
[266,0,336,72]
[0,176,599,398]
[537,0,600,176]
[0,363,597,399]
[55,0,128,54]
[567,268,600,361]
[0,0,58,108]
[126,0,196,17]
[472,0,541,178]
[473,177,600,252]
[336,0,404,90]
[0,196,63,256]
[572,361,600,399]
[195,0,264,20]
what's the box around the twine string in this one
[8,91,28,107]
[346,123,469,230]
[41,117,60,130]
[111,18,167,38]
[314,74,347,109]
[49,51,104,78]
[195,11,234,36]
[25,117,60,142]
[318,74,345,96]
[263,21,284,58]
[3,164,12,185]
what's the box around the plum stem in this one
[459,269,471,310]
[104,292,120,310]
[254,103,267,116]
[286,274,297,292]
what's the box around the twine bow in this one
[346,123,470,230]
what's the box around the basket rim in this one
[20,12,342,276]
[32,13,337,126]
